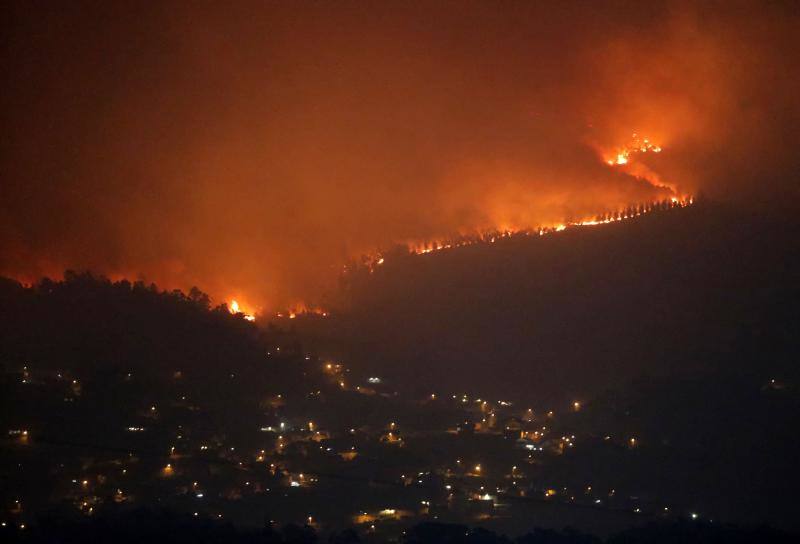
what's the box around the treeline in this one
[2,510,794,544]
[588,197,689,224]
[342,197,693,277]
[0,271,261,375]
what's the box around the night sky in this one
[2,1,799,308]
[3,3,800,541]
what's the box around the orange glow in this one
[603,134,662,167]
[598,134,675,193]
[228,299,256,322]
[276,302,329,319]
[357,137,693,271]
[366,194,694,269]
[1,3,796,312]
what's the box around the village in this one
[2,346,688,540]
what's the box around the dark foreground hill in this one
[298,200,799,407]
[279,200,800,531]
[2,509,795,544]
[0,273,266,377]
[0,272,313,398]
[1,202,798,536]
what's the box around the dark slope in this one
[0,273,267,379]
[544,372,800,530]
[302,200,799,406]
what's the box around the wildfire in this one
[228,299,256,322]
[276,302,329,320]
[5,133,687,320]
[226,298,330,323]
[604,134,662,166]
[366,197,693,269]
[362,135,690,271]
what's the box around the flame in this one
[276,302,329,319]
[611,153,628,165]
[360,135,689,271]
[228,299,256,322]
[4,133,687,319]
[601,133,673,191]
[603,134,663,167]
[366,196,693,269]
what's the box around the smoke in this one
[1,1,798,308]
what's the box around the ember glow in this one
[604,134,662,167]
[369,196,694,269]
[599,134,675,193]
[228,300,256,322]
[277,303,329,321]
[0,2,797,310]
[364,137,691,269]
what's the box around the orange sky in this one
[2,1,799,310]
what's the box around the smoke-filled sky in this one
[2,1,799,310]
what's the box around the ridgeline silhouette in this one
[300,199,799,405]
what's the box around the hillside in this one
[293,200,799,406]
[1,227,798,535]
